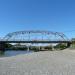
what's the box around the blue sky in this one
[0,0,75,39]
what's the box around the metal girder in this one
[2,30,69,41]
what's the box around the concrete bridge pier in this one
[27,46,30,51]
[52,46,55,51]
[39,46,41,51]
[0,42,5,52]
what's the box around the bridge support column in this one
[0,42,5,52]
[27,46,30,51]
[52,46,55,51]
[51,44,54,51]
[39,46,40,51]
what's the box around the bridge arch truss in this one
[2,30,69,42]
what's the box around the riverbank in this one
[0,49,75,75]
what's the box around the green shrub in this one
[54,43,66,50]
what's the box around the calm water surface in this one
[0,50,33,57]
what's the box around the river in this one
[0,50,33,57]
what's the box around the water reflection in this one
[0,50,33,57]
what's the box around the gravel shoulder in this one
[0,49,75,75]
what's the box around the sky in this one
[0,0,75,39]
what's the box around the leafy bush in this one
[44,46,52,51]
[30,46,40,52]
[54,43,66,50]
[4,43,12,48]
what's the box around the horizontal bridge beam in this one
[0,41,71,43]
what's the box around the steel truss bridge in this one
[0,30,71,51]
[1,30,70,42]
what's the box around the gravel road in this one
[0,49,75,75]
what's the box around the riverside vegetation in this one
[4,43,67,51]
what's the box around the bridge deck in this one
[0,41,71,43]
